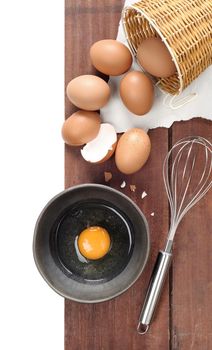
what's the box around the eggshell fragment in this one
[90,39,132,76]
[120,181,126,189]
[141,191,147,199]
[81,123,117,163]
[130,185,136,192]
[120,71,154,115]
[66,75,110,110]
[62,110,101,146]
[115,128,151,174]
[104,172,112,182]
[137,37,176,78]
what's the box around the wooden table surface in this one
[65,1,212,349]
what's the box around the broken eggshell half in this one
[81,123,117,163]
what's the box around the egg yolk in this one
[77,226,111,260]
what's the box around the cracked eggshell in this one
[66,75,110,111]
[61,110,101,146]
[115,128,151,175]
[81,123,117,163]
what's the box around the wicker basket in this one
[122,0,212,95]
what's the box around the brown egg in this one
[90,39,132,76]
[120,71,154,115]
[137,37,176,78]
[61,110,101,146]
[115,128,151,174]
[66,75,110,110]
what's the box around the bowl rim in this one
[33,183,150,303]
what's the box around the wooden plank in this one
[65,1,170,349]
[171,118,212,350]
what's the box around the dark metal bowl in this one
[33,184,150,303]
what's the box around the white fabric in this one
[101,0,212,132]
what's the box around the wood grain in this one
[65,1,169,349]
[65,1,212,349]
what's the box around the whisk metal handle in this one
[137,251,172,334]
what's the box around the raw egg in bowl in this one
[33,184,149,303]
[77,226,111,260]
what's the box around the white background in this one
[0,1,64,349]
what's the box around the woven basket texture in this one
[122,0,212,94]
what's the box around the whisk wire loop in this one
[138,135,211,334]
[163,136,212,243]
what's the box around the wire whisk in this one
[138,136,212,334]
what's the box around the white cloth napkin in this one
[101,0,212,132]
